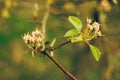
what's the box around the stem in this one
[44,51,78,80]
[50,40,71,51]
[84,40,90,45]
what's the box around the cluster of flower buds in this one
[82,18,103,41]
[23,28,45,52]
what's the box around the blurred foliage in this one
[0,0,120,80]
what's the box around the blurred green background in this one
[0,0,120,80]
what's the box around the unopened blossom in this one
[35,29,41,35]
[87,24,93,30]
[87,18,92,24]
[31,36,37,42]
[23,33,31,43]
[92,22,100,32]
[37,37,42,42]
[87,18,94,30]
[32,29,42,36]
[97,31,102,37]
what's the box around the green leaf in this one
[64,29,79,37]
[71,36,83,43]
[68,16,82,31]
[89,45,101,62]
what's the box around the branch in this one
[44,50,78,80]
[50,40,71,51]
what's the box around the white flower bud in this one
[92,22,100,32]
[97,31,102,37]
[87,18,92,24]
[87,24,93,30]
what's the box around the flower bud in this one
[97,31,102,37]
[92,22,100,32]
[87,18,92,24]
[87,24,93,30]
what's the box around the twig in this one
[44,50,78,80]
[50,40,71,51]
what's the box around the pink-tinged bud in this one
[37,37,42,42]
[87,24,93,30]
[92,22,100,32]
[30,36,36,42]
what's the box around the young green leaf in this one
[68,16,82,31]
[89,45,101,61]
[71,36,83,43]
[64,29,79,37]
